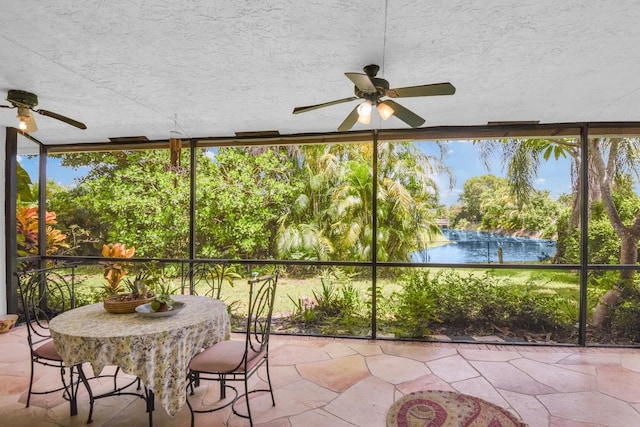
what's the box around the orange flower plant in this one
[101,243,135,295]
[16,206,69,257]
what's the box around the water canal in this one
[412,229,556,263]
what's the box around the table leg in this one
[69,365,78,416]
[77,364,96,424]
[145,388,155,427]
[75,364,148,424]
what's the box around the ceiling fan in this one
[292,64,455,131]
[1,89,87,132]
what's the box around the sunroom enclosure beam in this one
[8,122,640,347]
[371,130,379,339]
[579,125,589,345]
[4,128,18,315]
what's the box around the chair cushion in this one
[189,339,265,373]
[34,340,63,361]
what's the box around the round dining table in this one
[49,294,230,417]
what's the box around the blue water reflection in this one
[412,229,556,263]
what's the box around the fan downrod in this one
[363,64,380,78]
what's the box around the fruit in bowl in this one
[150,281,176,312]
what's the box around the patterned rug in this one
[386,390,528,427]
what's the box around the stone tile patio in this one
[1,324,639,426]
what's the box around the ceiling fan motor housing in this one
[7,90,38,108]
[355,77,389,101]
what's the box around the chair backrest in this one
[245,272,278,356]
[17,266,76,349]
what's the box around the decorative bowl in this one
[103,294,155,314]
[0,314,18,334]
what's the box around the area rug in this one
[386,390,528,427]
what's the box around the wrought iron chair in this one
[186,272,278,427]
[17,265,83,416]
[18,264,131,423]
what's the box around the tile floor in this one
[1,324,639,426]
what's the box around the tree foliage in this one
[453,175,505,225]
[51,148,299,259]
[476,136,640,326]
[275,142,444,262]
[194,146,302,258]
[451,174,559,238]
[51,150,191,257]
[48,142,446,263]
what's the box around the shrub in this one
[392,270,441,337]
[561,203,622,265]
[393,269,574,338]
[610,298,640,341]
[607,279,640,342]
[286,268,369,335]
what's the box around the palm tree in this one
[275,144,342,260]
[275,141,447,262]
[481,137,640,326]
[588,138,640,325]
[375,142,444,261]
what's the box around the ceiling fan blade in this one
[345,73,377,94]
[293,97,358,114]
[382,100,425,128]
[35,109,87,130]
[387,82,456,98]
[338,105,359,132]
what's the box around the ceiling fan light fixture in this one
[357,100,372,124]
[357,114,371,125]
[17,107,37,132]
[377,102,394,120]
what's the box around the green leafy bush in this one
[286,268,369,335]
[392,270,441,337]
[610,297,640,341]
[393,269,574,338]
[607,279,640,341]
[561,201,628,266]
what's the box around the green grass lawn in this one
[73,265,580,319]
[53,264,640,344]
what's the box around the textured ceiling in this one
[1,0,639,145]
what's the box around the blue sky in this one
[18,155,88,187]
[418,140,573,206]
[18,141,573,205]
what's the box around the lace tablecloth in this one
[49,295,230,416]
